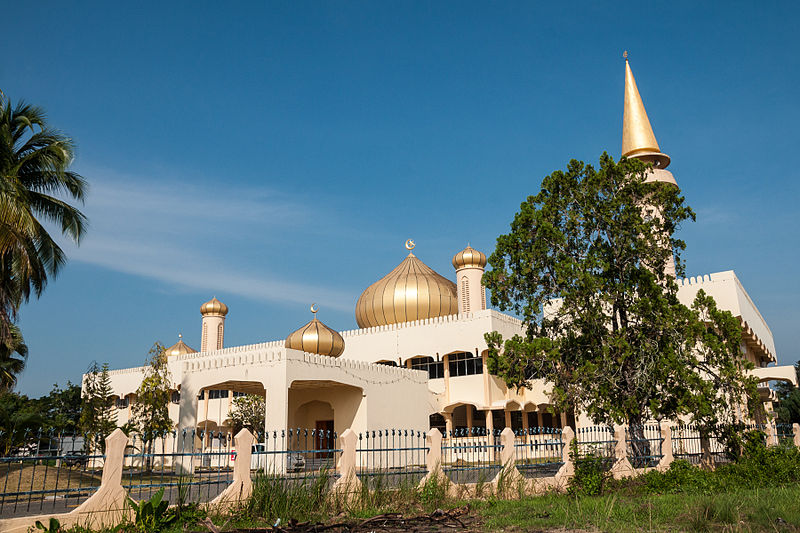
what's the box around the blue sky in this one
[4,2,799,397]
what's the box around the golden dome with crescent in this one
[285,304,345,357]
[355,240,458,328]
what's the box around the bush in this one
[568,453,608,496]
[640,459,714,494]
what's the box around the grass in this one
[0,463,100,501]
[477,485,800,532]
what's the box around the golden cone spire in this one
[622,55,670,168]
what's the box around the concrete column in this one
[466,405,473,432]
[443,413,454,435]
[499,427,516,468]
[792,423,800,448]
[656,423,674,472]
[482,351,490,408]
[522,410,529,438]
[485,410,494,434]
[560,412,568,429]
[537,411,543,428]
[177,379,200,475]
[504,410,511,429]
[443,353,451,403]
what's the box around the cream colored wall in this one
[677,270,776,360]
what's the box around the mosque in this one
[99,59,797,447]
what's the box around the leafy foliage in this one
[567,440,608,496]
[127,488,177,532]
[0,381,81,453]
[0,93,87,348]
[483,154,759,432]
[228,393,266,435]
[0,323,26,391]
[33,517,61,533]
[129,343,173,470]
[79,361,117,451]
[776,361,800,424]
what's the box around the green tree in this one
[0,93,87,347]
[130,343,173,470]
[228,394,265,436]
[80,362,117,450]
[775,361,800,425]
[0,323,27,391]
[483,155,759,456]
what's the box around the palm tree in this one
[0,323,27,391]
[0,93,87,342]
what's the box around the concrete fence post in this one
[554,426,575,483]
[610,426,634,479]
[419,428,443,487]
[494,427,523,490]
[699,432,714,471]
[331,429,361,497]
[656,423,674,472]
[211,428,254,507]
[793,423,800,448]
[766,423,777,447]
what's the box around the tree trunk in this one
[627,416,652,468]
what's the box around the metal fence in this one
[625,425,663,468]
[513,427,564,478]
[440,428,502,484]
[0,430,102,518]
[251,428,341,481]
[356,429,427,488]
[575,426,615,469]
[122,429,233,505]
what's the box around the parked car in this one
[63,451,89,467]
[250,444,306,472]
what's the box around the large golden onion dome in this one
[285,305,345,357]
[166,334,197,357]
[452,245,487,270]
[200,297,228,317]
[355,240,458,328]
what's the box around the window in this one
[232,391,248,398]
[448,352,482,377]
[461,276,470,312]
[409,356,444,379]
[116,397,129,409]
[208,389,230,399]
[170,391,180,404]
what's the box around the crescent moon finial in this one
[310,303,319,314]
[405,239,415,251]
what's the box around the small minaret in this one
[200,297,228,352]
[622,53,678,277]
[452,245,488,314]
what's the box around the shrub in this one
[568,453,608,496]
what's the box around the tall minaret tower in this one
[452,245,487,314]
[200,296,228,352]
[622,53,678,277]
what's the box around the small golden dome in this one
[166,335,197,357]
[355,242,458,328]
[285,306,345,357]
[452,245,487,270]
[200,297,228,317]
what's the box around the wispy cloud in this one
[60,165,355,311]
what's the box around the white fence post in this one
[656,423,674,472]
[419,428,443,487]
[332,429,361,497]
[793,423,800,448]
[211,428,254,507]
[610,426,634,479]
[554,426,575,482]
